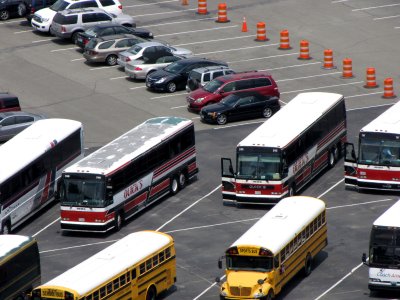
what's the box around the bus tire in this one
[146,286,157,300]
[1,221,10,234]
[265,289,274,300]
[288,184,295,197]
[114,212,123,232]
[170,176,179,195]
[328,147,337,168]
[178,172,186,189]
[304,253,313,276]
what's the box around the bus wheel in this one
[266,289,274,300]
[170,176,179,195]
[1,221,10,234]
[328,147,337,168]
[288,185,295,197]
[146,286,157,300]
[178,172,186,189]
[114,213,122,232]
[304,253,313,276]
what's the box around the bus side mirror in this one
[362,253,368,265]
[257,279,264,285]
[218,258,222,269]
[215,277,221,283]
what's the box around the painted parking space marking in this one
[373,14,400,20]
[280,81,364,95]
[146,17,215,28]
[195,44,280,56]
[228,52,298,64]
[260,62,322,71]
[14,29,34,34]
[133,8,197,18]
[124,0,178,8]
[51,47,79,52]
[71,57,85,62]
[276,72,343,82]
[352,3,400,11]
[110,75,129,80]
[151,92,187,100]
[89,65,118,71]
[175,35,254,46]
[31,38,55,43]
[157,25,238,37]
[129,86,146,90]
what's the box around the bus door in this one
[221,158,236,196]
[344,143,358,186]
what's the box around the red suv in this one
[186,71,279,112]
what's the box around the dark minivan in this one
[0,93,21,112]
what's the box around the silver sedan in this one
[125,55,183,80]
[0,112,47,142]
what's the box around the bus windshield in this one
[237,152,282,180]
[370,227,400,266]
[62,179,105,207]
[359,137,400,166]
[226,255,273,272]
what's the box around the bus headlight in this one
[253,292,265,298]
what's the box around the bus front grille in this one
[230,286,251,296]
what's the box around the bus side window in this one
[131,269,137,279]
[273,256,279,268]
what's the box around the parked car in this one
[146,58,228,93]
[187,71,280,112]
[0,111,46,142]
[76,23,153,49]
[117,41,193,70]
[0,0,29,20]
[83,34,147,66]
[25,0,56,21]
[31,0,122,33]
[50,8,135,43]
[186,65,235,92]
[0,92,21,112]
[199,91,280,125]
[125,55,183,80]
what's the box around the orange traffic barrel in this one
[383,78,396,99]
[255,22,268,41]
[216,3,229,23]
[364,68,378,88]
[322,49,336,69]
[197,0,208,14]
[298,40,311,60]
[342,58,353,78]
[182,0,188,5]
[278,29,291,50]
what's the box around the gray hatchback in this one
[0,111,46,142]
[50,7,135,43]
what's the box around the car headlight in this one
[42,17,49,22]
[195,97,205,103]
[149,32,153,37]
[156,77,167,84]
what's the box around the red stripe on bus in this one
[61,210,107,222]
[149,178,170,197]
[124,192,148,212]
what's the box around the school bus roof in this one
[230,196,326,255]
[238,92,344,149]
[40,231,172,295]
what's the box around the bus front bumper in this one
[60,220,114,233]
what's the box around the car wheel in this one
[106,55,118,66]
[114,212,122,232]
[263,107,273,118]
[178,172,186,189]
[166,81,177,93]
[0,10,10,20]
[170,176,179,195]
[17,3,27,16]
[216,114,227,125]
[71,32,81,44]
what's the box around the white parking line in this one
[31,38,55,43]
[171,105,187,109]
[373,14,400,20]
[51,47,79,52]
[32,218,60,237]
[196,44,280,56]
[227,51,297,64]
[151,92,187,100]
[347,102,394,111]
[133,8,197,18]
[276,72,342,82]
[352,3,400,11]
[280,81,364,94]
[0,19,22,24]
[129,86,146,90]
[260,62,322,71]
[124,0,178,8]
[146,17,215,28]
[175,35,254,46]
[110,75,129,80]
[89,65,118,71]
[213,120,265,130]
[157,25,238,37]
[71,58,85,62]
[14,29,34,34]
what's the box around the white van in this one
[31,0,122,33]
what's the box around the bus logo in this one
[123,180,143,199]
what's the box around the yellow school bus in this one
[217,196,327,299]
[31,231,176,300]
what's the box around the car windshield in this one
[203,79,224,93]
[127,45,142,55]
[164,62,185,74]
[50,0,68,11]
[221,94,240,106]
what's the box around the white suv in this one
[31,0,122,33]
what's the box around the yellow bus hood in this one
[226,270,268,287]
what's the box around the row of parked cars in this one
[2,0,283,126]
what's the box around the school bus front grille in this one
[230,286,251,296]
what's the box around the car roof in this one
[0,111,40,118]
[96,34,138,42]
[191,65,231,73]
[134,41,166,48]
[60,7,105,15]
[216,70,272,82]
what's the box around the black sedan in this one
[199,91,280,125]
[76,24,154,49]
[146,58,227,93]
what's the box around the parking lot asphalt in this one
[4,0,400,299]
